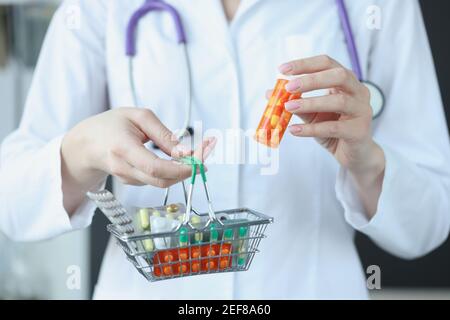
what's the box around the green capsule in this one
[237,247,246,266]
[210,223,219,242]
[179,227,189,247]
[239,226,248,238]
[224,228,233,241]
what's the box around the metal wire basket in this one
[87,157,273,282]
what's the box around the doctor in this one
[1,0,450,299]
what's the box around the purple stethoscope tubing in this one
[335,0,363,81]
[126,0,186,57]
[126,0,193,132]
[125,0,384,119]
[335,0,385,117]
[127,0,361,76]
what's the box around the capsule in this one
[219,257,230,269]
[255,78,301,148]
[179,227,189,247]
[178,263,189,274]
[143,238,154,252]
[191,262,201,273]
[190,215,203,243]
[179,248,189,261]
[191,247,201,273]
[138,208,150,231]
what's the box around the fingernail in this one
[279,63,293,74]
[289,125,303,134]
[207,137,217,145]
[285,79,300,93]
[285,100,300,112]
[175,144,192,155]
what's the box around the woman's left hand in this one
[277,55,386,217]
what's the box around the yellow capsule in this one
[143,239,154,252]
[189,215,203,243]
[152,210,161,217]
[270,115,280,128]
[194,232,203,243]
[190,215,201,225]
[264,108,273,118]
[138,208,150,231]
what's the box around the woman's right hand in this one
[61,107,216,214]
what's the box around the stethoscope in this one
[126,0,386,144]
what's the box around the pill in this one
[166,204,179,213]
[179,264,188,274]
[163,266,173,275]
[219,258,230,269]
[270,115,280,128]
[152,209,161,217]
[138,208,150,230]
[164,253,174,262]
[143,239,154,252]
[191,262,200,273]
[192,249,201,258]
[255,78,301,148]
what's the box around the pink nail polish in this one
[175,144,192,155]
[285,101,299,112]
[289,126,303,134]
[285,80,300,93]
[279,63,293,74]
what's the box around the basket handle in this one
[179,156,219,229]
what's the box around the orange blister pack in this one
[255,78,301,148]
[153,243,232,277]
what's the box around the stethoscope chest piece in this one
[362,81,385,119]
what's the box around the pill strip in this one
[87,190,134,234]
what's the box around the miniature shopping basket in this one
[87,156,273,282]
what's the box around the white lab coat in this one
[1,0,450,299]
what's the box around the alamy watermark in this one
[66,265,81,291]
[366,5,382,30]
[64,4,81,30]
[366,265,381,290]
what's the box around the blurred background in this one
[0,0,449,300]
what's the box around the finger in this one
[279,55,342,76]
[194,137,217,161]
[114,159,179,188]
[288,120,357,140]
[127,108,190,157]
[285,94,360,116]
[285,68,359,94]
[121,144,192,180]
